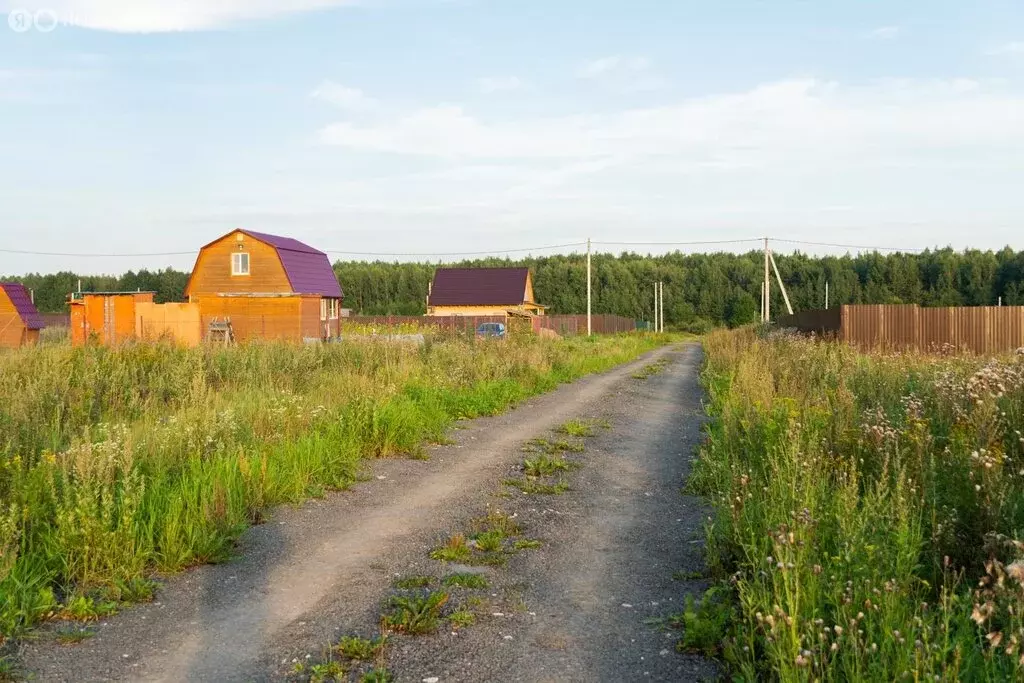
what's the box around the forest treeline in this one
[6,247,1024,330]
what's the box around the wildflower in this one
[1007,561,1024,586]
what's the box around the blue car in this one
[476,322,506,339]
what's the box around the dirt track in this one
[21,342,715,682]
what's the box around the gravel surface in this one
[19,342,715,683]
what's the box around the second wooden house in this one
[185,230,343,343]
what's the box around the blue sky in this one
[1,0,1023,274]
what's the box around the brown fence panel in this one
[785,304,1024,354]
[778,308,841,336]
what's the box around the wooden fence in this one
[780,305,1024,354]
[346,314,638,336]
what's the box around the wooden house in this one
[426,267,546,318]
[185,230,343,342]
[0,282,45,348]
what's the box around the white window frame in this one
[231,252,250,276]
[321,298,339,320]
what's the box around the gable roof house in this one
[426,267,546,317]
[185,229,343,342]
[0,282,45,348]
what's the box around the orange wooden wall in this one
[0,288,29,348]
[193,294,324,342]
[186,231,291,297]
[69,293,155,346]
[136,302,202,346]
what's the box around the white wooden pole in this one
[763,237,771,322]
[769,250,794,316]
[653,281,658,332]
[659,281,664,332]
[586,238,592,336]
[825,281,829,309]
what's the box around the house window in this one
[321,298,339,320]
[231,252,250,276]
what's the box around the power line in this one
[771,238,924,253]
[0,237,931,259]
[322,242,587,257]
[593,238,762,247]
[0,247,198,257]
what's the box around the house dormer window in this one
[232,252,250,276]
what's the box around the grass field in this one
[693,328,1024,681]
[0,333,663,642]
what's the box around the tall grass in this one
[0,333,663,640]
[694,328,1024,681]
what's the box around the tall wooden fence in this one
[780,305,1024,354]
[346,314,638,336]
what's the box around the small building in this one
[185,230,344,342]
[68,291,201,346]
[426,267,546,318]
[0,282,45,348]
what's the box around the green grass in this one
[448,607,476,629]
[693,328,1024,681]
[381,591,449,635]
[522,454,575,477]
[55,626,95,645]
[308,659,346,683]
[0,334,665,640]
[512,539,542,551]
[429,534,471,563]
[0,656,16,682]
[631,359,668,379]
[392,575,433,590]
[503,478,570,495]
[471,509,521,537]
[361,668,393,683]
[334,634,387,661]
[470,530,505,553]
[558,419,594,437]
[443,573,489,589]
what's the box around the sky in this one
[1,0,1023,274]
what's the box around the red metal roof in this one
[427,268,532,307]
[0,282,45,330]
[242,230,343,299]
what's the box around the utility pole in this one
[659,281,665,333]
[586,238,592,336]
[653,281,658,332]
[763,237,770,322]
[825,281,829,309]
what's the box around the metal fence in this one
[780,304,1024,354]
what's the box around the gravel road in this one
[20,342,715,683]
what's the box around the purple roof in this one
[1,282,45,330]
[241,230,343,298]
[428,268,531,306]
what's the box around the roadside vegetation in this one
[0,333,663,642]
[690,327,1024,680]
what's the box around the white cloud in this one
[866,26,900,40]
[986,42,1024,56]
[577,55,651,79]
[477,76,523,94]
[1,0,359,32]
[317,78,1024,165]
[311,81,378,111]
